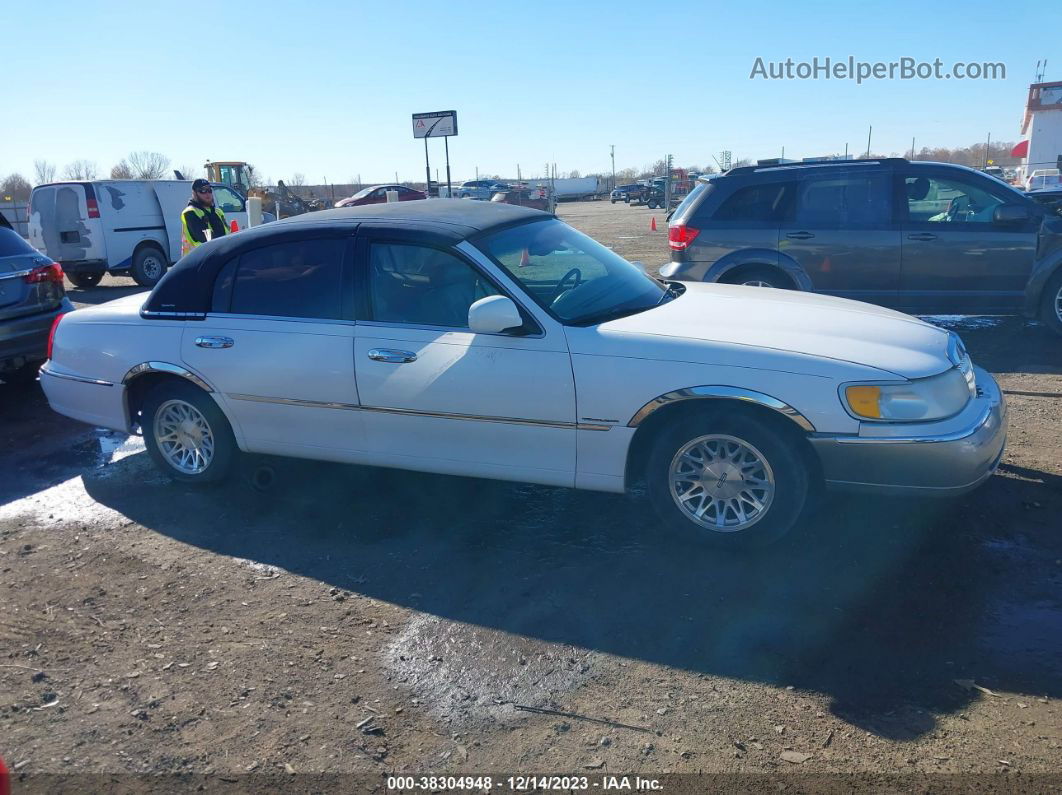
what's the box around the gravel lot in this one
[1,200,1060,791]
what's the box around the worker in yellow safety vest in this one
[180,179,227,255]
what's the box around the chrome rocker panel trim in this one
[627,385,816,432]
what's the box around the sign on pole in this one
[412,110,458,139]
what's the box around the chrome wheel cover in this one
[668,434,775,532]
[141,255,163,280]
[1055,282,1062,323]
[154,399,214,475]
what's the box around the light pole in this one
[610,144,615,192]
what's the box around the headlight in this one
[844,366,976,422]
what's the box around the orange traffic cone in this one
[230,219,239,233]
[650,216,657,231]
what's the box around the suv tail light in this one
[46,312,65,360]
[86,197,100,219]
[25,263,64,284]
[668,223,700,251]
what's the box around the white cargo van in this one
[28,180,266,287]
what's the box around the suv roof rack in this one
[726,157,909,176]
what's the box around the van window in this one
[212,187,245,214]
[903,173,1011,225]
[229,238,344,319]
[794,172,891,228]
[712,182,795,223]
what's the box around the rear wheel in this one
[722,266,791,290]
[142,381,236,484]
[646,409,809,548]
[1039,270,1062,336]
[130,246,167,287]
[67,271,104,289]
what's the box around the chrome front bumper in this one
[809,366,1007,497]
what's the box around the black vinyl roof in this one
[142,199,549,318]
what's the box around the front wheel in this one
[142,381,236,484]
[130,246,167,287]
[68,271,104,289]
[1040,270,1062,336]
[646,409,809,548]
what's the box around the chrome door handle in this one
[907,233,938,241]
[785,231,815,240]
[195,336,234,349]
[368,348,417,363]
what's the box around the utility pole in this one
[865,126,872,159]
[984,132,991,168]
[910,137,916,159]
[610,144,615,192]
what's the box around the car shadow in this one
[66,283,147,308]
[922,315,1062,375]
[81,451,1062,741]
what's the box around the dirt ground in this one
[1,200,1060,792]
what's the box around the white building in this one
[1017,80,1062,188]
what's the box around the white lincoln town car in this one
[40,201,1006,547]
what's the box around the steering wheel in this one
[551,268,582,303]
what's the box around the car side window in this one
[368,242,499,328]
[227,238,345,319]
[793,172,891,228]
[712,182,795,224]
[212,186,244,213]
[903,173,1008,225]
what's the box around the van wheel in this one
[1040,270,1062,336]
[67,271,104,289]
[131,246,167,287]
[723,267,791,290]
[142,380,236,484]
[645,408,809,549]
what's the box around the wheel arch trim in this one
[122,361,214,393]
[627,386,816,432]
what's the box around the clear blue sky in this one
[4,0,1056,185]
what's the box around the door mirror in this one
[468,295,523,334]
[993,203,1031,225]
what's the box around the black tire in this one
[1039,269,1062,336]
[610,199,616,204]
[722,266,791,290]
[67,271,104,289]
[142,380,237,484]
[130,246,167,287]
[645,408,809,549]
[647,200,659,210]
[1,362,41,387]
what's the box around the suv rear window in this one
[0,227,36,257]
[712,182,795,222]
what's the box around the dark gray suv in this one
[661,158,1062,334]
[0,221,73,385]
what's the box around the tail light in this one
[46,311,65,360]
[86,197,100,219]
[668,223,700,251]
[25,263,64,284]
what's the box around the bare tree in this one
[128,151,171,179]
[567,169,581,179]
[289,173,306,187]
[33,160,56,185]
[63,160,98,180]
[176,164,203,180]
[245,164,263,187]
[1,173,32,201]
[110,160,134,179]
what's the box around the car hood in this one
[592,282,953,379]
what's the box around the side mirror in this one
[631,260,648,273]
[468,295,523,334]
[993,203,1031,225]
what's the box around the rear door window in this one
[793,171,892,229]
[901,172,1013,226]
[228,238,345,319]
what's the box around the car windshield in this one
[476,218,667,325]
[351,186,376,199]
